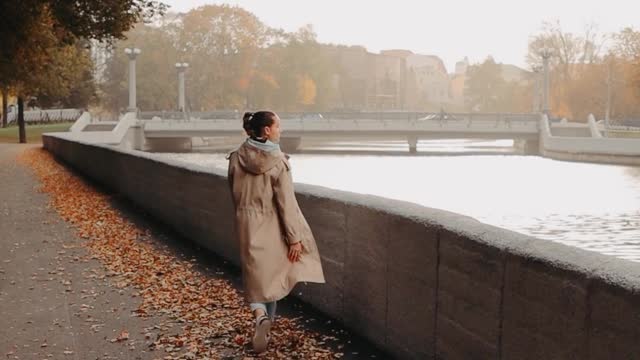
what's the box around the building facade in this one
[327,46,407,111]
[382,50,452,110]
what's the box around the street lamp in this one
[604,57,615,135]
[124,47,141,111]
[175,62,189,112]
[539,47,553,117]
[531,65,542,113]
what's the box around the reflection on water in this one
[300,139,516,154]
[153,141,640,262]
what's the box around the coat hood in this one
[236,140,284,175]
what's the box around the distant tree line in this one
[464,21,640,121]
[96,5,341,114]
[3,2,640,140]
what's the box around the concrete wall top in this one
[43,133,640,293]
[294,182,640,290]
[69,112,92,132]
[57,112,138,145]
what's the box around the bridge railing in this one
[138,110,242,120]
[141,113,540,135]
[282,112,538,122]
[290,113,539,129]
[137,111,539,123]
[280,118,540,133]
[606,124,640,132]
[7,108,83,124]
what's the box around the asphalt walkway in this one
[1,143,174,359]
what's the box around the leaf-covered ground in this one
[18,148,357,359]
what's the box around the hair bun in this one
[242,112,254,136]
[241,110,276,138]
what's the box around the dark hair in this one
[242,111,276,138]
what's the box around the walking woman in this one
[227,111,325,353]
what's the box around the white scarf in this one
[246,137,281,153]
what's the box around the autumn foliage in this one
[19,148,346,359]
[97,6,349,113]
[525,22,640,121]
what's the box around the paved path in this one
[0,144,387,359]
[0,143,173,359]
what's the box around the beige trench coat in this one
[227,141,325,303]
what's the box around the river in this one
[153,140,640,262]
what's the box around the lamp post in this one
[124,47,141,111]
[605,57,614,135]
[539,47,553,117]
[531,65,542,113]
[175,62,189,112]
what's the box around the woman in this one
[226,110,325,353]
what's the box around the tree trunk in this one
[1,88,7,128]
[18,96,26,143]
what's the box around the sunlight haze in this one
[162,0,638,71]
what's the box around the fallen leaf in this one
[110,330,129,343]
[233,334,245,346]
[18,148,355,360]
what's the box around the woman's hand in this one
[288,242,303,262]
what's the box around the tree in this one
[297,74,317,107]
[613,28,640,60]
[526,21,604,82]
[1,6,61,142]
[464,57,534,113]
[98,8,340,113]
[526,21,606,119]
[613,27,640,101]
[1,88,8,128]
[101,24,180,112]
[267,25,336,111]
[464,57,506,112]
[30,41,96,109]
[179,5,268,110]
[610,61,640,119]
[0,0,166,142]
[564,62,607,120]
[608,29,640,120]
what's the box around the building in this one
[367,52,406,110]
[382,50,451,110]
[450,57,470,107]
[327,47,504,112]
[499,63,530,84]
[327,46,407,111]
[450,57,531,109]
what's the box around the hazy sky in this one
[162,0,637,72]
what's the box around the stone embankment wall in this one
[43,134,640,360]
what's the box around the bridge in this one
[137,112,540,153]
[58,110,640,164]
